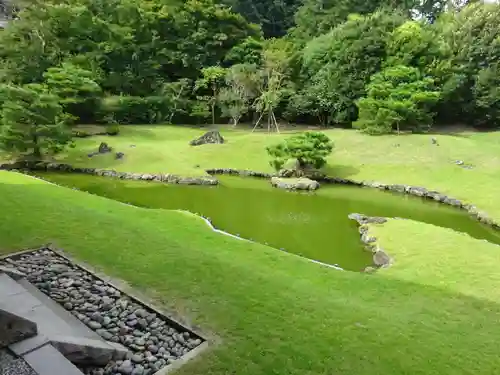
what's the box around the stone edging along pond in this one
[0,161,219,186]
[1,162,498,230]
[348,213,393,273]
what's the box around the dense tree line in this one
[0,0,498,157]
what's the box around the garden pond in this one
[34,173,500,271]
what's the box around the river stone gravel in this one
[0,349,37,375]
[0,249,203,375]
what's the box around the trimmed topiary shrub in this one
[267,131,333,171]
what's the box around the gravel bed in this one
[0,349,37,375]
[1,249,204,375]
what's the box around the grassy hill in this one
[2,126,500,374]
[1,168,500,375]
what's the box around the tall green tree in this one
[0,83,72,159]
[432,2,500,126]
[300,10,406,125]
[354,65,441,134]
[218,64,259,126]
[253,38,294,132]
[43,62,102,123]
[195,66,227,125]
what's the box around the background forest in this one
[0,0,498,144]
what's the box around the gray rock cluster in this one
[348,213,392,270]
[0,162,218,186]
[206,168,273,179]
[270,177,320,191]
[99,143,113,154]
[0,249,203,375]
[88,144,125,161]
[88,143,114,158]
[189,131,224,146]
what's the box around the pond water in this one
[34,173,500,271]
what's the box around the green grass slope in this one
[58,126,500,220]
[1,170,500,375]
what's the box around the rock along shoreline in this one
[0,162,497,230]
[348,213,393,273]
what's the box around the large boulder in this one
[270,177,320,191]
[98,142,112,154]
[189,130,224,146]
[278,158,301,177]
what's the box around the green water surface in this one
[34,173,500,271]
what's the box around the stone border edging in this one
[0,161,218,186]
[348,213,392,272]
[206,168,499,230]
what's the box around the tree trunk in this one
[32,134,41,160]
[232,116,240,127]
[211,102,215,125]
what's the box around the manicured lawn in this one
[2,125,500,375]
[1,170,500,375]
[58,125,500,220]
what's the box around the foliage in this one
[105,124,120,136]
[99,96,172,125]
[300,9,406,125]
[0,0,257,96]
[253,38,295,130]
[267,131,333,170]
[0,83,72,159]
[157,79,193,124]
[221,0,302,38]
[432,2,500,127]
[218,64,259,126]
[472,63,500,128]
[43,62,102,123]
[354,65,441,135]
[224,36,264,66]
[0,0,499,131]
[385,20,446,72]
[195,66,227,125]
[292,0,413,42]
[415,0,475,22]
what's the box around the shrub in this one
[354,65,441,135]
[105,124,120,136]
[472,63,500,128]
[267,131,333,171]
[98,96,171,125]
